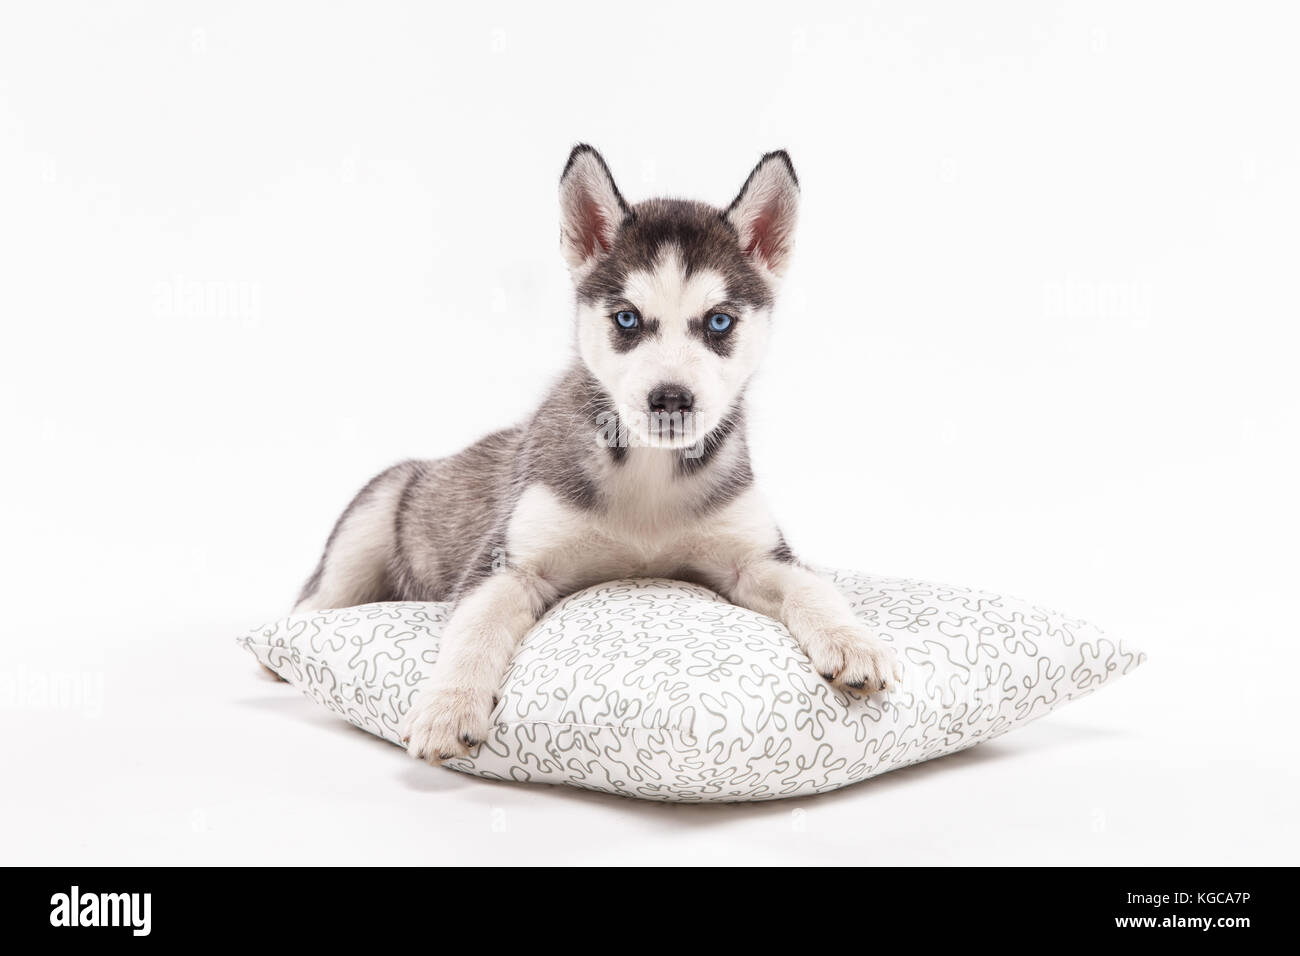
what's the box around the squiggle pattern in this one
[238,569,1145,802]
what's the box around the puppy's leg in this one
[293,461,418,613]
[727,559,901,692]
[402,569,551,763]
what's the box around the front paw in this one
[401,684,494,764]
[802,625,901,693]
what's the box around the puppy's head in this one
[559,145,799,448]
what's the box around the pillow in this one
[238,568,1144,802]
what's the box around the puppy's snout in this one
[648,384,694,414]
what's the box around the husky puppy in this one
[295,145,901,763]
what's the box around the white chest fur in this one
[506,448,780,597]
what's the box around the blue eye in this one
[708,312,734,332]
[615,310,639,329]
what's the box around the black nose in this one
[648,384,694,414]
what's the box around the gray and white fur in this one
[294,145,901,763]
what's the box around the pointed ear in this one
[725,151,800,277]
[559,144,630,273]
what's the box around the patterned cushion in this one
[238,569,1144,802]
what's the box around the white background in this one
[2,1,1297,865]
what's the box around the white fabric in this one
[239,569,1144,802]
